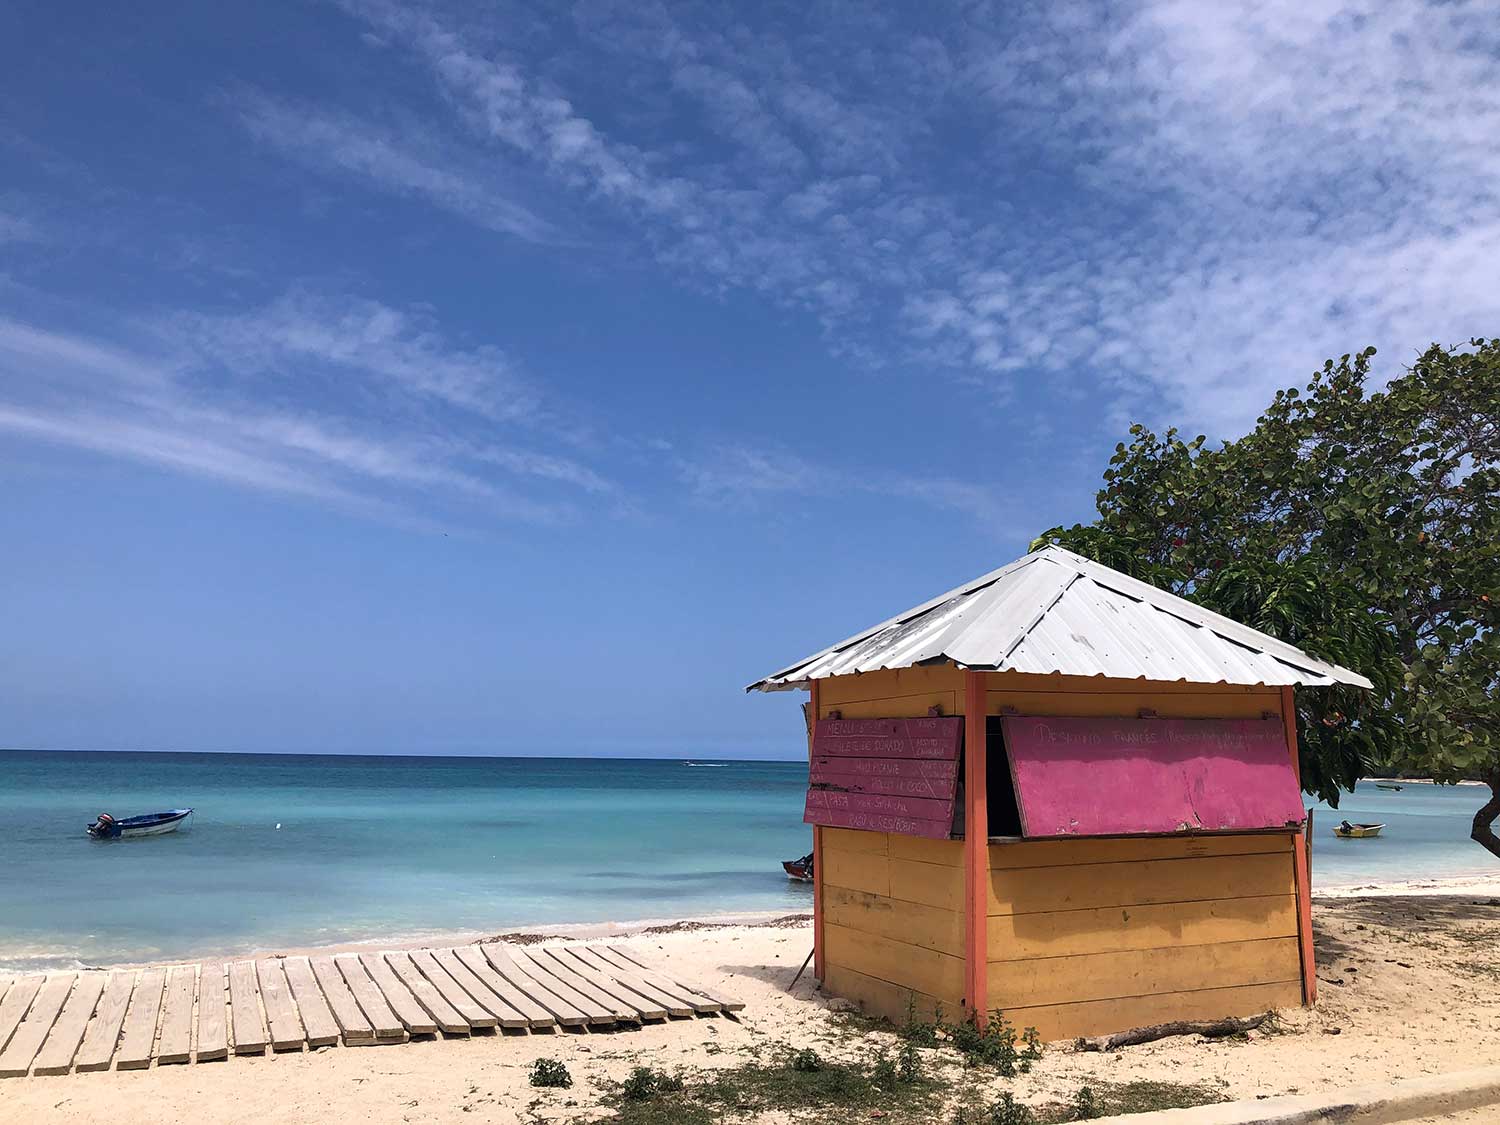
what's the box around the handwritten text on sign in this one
[803,716,962,840]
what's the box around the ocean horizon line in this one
[0,745,807,763]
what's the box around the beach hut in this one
[749,546,1372,1041]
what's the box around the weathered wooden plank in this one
[450,947,554,1028]
[408,950,495,1029]
[155,965,197,1065]
[350,954,428,1036]
[381,953,469,1034]
[1000,979,1304,1043]
[115,969,165,1070]
[430,948,526,1028]
[32,973,106,1076]
[820,827,889,856]
[74,973,135,1072]
[310,957,375,1043]
[515,949,634,1022]
[988,895,1300,962]
[340,956,411,1038]
[824,884,963,957]
[255,960,306,1051]
[988,833,1292,870]
[988,936,1303,1011]
[0,975,42,1055]
[607,947,745,1012]
[0,974,78,1077]
[822,963,950,1026]
[590,947,723,1013]
[824,922,964,1001]
[283,957,340,1047]
[988,852,1296,917]
[195,964,228,1062]
[481,946,597,1026]
[227,961,268,1056]
[888,834,964,866]
[537,948,663,1020]
[566,948,697,1016]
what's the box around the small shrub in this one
[528,1058,572,1089]
[872,1055,898,1091]
[897,1040,922,1083]
[621,1067,660,1100]
[987,1092,1035,1125]
[902,995,941,1046]
[657,1071,686,1093]
[1020,1026,1043,1063]
[790,1048,823,1072]
[1071,1086,1099,1120]
[947,1011,1022,1075]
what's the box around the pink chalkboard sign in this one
[803,716,962,839]
[1000,715,1305,838]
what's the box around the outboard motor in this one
[87,812,118,839]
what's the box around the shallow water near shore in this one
[1,750,1494,971]
[0,750,813,971]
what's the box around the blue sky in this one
[3,0,1496,757]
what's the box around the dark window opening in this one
[985,716,1024,837]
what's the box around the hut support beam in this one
[1282,685,1317,1006]
[963,669,989,1024]
[809,679,825,984]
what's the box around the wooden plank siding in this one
[810,668,1310,1039]
[986,834,1302,1040]
[818,823,965,1022]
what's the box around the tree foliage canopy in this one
[1034,340,1499,811]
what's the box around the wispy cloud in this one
[0,209,40,244]
[315,0,1500,437]
[678,443,1012,528]
[171,289,540,423]
[236,91,563,245]
[0,295,617,527]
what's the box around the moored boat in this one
[87,808,194,839]
[782,851,814,882]
[1333,820,1385,839]
[1375,782,1404,791]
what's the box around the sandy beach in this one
[5,888,1500,1123]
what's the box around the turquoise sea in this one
[1,750,1494,972]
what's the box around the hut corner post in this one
[1282,685,1317,1005]
[963,669,990,1025]
[810,679,825,983]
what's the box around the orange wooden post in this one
[1282,685,1317,1005]
[963,669,989,1024]
[809,679,825,982]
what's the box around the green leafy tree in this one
[1034,341,1498,853]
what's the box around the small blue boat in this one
[87,809,194,840]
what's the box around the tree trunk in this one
[1471,780,1500,861]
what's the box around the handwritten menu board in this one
[1001,715,1304,837]
[804,717,963,839]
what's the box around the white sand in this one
[6,892,1500,1122]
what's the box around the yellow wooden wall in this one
[810,667,1306,1037]
[817,665,966,1023]
[981,672,1303,1040]
[986,834,1302,1040]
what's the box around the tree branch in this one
[1471,782,1500,861]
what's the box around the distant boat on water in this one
[87,808,194,840]
[1376,782,1404,791]
[1333,820,1385,839]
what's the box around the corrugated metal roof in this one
[748,545,1374,692]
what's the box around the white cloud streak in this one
[236,92,562,245]
[0,298,616,527]
[318,0,1500,438]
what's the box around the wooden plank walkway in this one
[0,942,738,1077]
